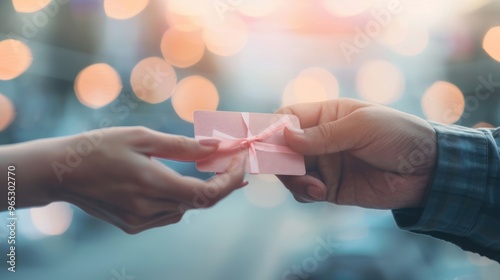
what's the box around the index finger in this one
[130,127,220,161]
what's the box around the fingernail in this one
[288,127,304,135]
[306,186,324,201]
[199,139,221,147]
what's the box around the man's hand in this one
[276,99,437,209]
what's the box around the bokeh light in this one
[457,0,491,14]
[299,67,340,97]
[376,18,411,46]
[12,0,52,13]
[165,0,218,28]
[237,0,283,18]
[171,75,219,123]
[30,202,73,236]
[0,94,15,132]
[161,25,205,68]
[483,26,500,62]
[356,60,405,104]
[131,57,177,104]
[104,0,149,20]
[165,9,204,30]
[2,0,500,278]
[0,39,33,80]
[275,0,314,31]
[166,0,209,18]
[390,25,430,56]
[322,0,371,17]
[421,81,465,124]
[282,68,339,106]
[283,78,327,106]
[203,15,248,56]
[74,63,122,109]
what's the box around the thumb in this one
[284,116,363,155]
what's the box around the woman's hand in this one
[1,127,246,234]
[276,99,437,209]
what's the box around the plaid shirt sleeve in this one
[392,122,500,262]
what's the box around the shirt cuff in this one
[393,122,488,236]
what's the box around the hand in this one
[276,99,437,209]
[1,127,246,234]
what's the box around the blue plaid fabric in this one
[392,123,500,262]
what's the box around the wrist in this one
[393,123,489,235]
[400,122,438,209]
[35,135,80,204]
[1,136,75,209]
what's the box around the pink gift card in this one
[194,111,306,175]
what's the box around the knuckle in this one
[135,171,161,192]
[132,126,151,136]
[123,126,154,148]
[100,126,119,136]
[317,123,334,140]
[132,126,153,140]
[315,123,335,153]
[171,136,192,153]
[352,107,374,122]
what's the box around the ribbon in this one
[199,113,299,174]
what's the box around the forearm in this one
[0,137,67,211]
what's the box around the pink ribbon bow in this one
[205,113,299,174]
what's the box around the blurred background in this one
[1,0,500,279]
